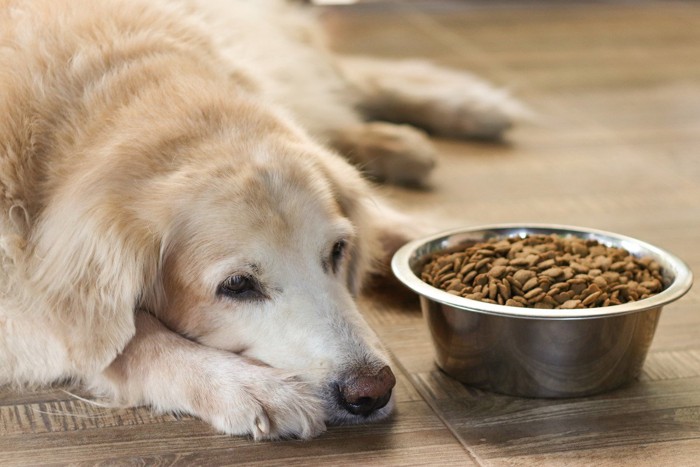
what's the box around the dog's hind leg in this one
[338,56,530,141]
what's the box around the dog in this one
[0,0,522,439]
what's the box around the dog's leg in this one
[338,56,529,140]
[88,310,325,440]
[0,314,72,385]
[328,121,437,186]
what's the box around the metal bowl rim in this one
[391,223,694,319]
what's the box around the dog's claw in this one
[255,413,270,438]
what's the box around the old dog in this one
[0,0,521,439]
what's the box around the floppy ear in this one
[314,147,428,297]
[310,151,373,295]
[345,197,378,297]
[314,149,415,296]
[137,227,171,321]
[26,195,159,377]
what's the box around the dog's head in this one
[142,135,395,424]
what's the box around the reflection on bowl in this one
[392,224,693,398]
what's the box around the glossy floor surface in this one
[2,1,699,465]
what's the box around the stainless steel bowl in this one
[392,224,693,398]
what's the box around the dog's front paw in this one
[196,364,326,440]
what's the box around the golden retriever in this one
[0,0,521,439]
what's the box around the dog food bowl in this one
[392,224,693,398]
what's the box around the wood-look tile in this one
[411,372,700,460]
[484,438,700,467]
[425,4,700,90]
[642,350,700,381]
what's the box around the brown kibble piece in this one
[488,265,508,279]
[524,287,544,300]
[488,281,498,300]
[474,274,489,286]
[582,291,602,306]
[463,270,478,285]
[522,276,539,292]
[593,276,608,289]
[542,267,563,278]
[460,262,476,275]
[513,269,535,284]
[561,299,582,309]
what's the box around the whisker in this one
[60,388,113,408]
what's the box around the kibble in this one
[420,234,665,309]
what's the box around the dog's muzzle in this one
[335,365,396,417]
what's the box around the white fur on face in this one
[151,151,393,422]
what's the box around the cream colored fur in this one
[0,0,520,439]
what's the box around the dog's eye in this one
[217,275,261,300]
[331,239,346,272]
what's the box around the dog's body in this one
[0,0,520,439]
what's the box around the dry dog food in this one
[421,234,665,309]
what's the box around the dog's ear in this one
[27,197,159,376]
[313,151,382,296]
[138,228,171,320]
[345,201,377,297]
[313,147,427,299]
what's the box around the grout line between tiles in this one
[385,348,489,466]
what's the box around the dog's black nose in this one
[337,365,396,417]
